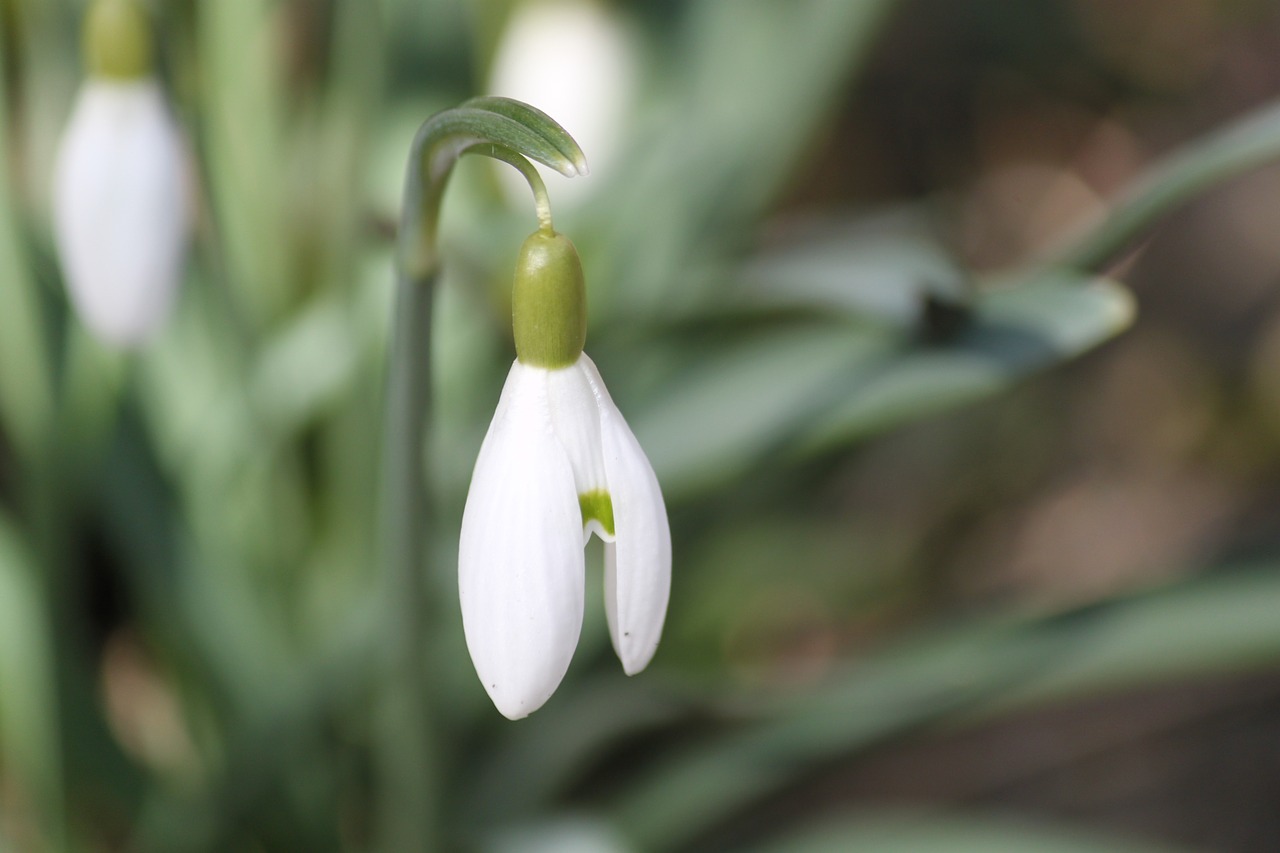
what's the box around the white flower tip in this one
[620,646,656,677]
[611,611,662,676]
[486,680,551,721]
[467,616,576,720]
[464,592,577,720]
[573,155,591,178]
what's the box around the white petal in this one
[459,361,585,719]
[578,355,671,675]
[52,80,190,348]
[545,362,609,540]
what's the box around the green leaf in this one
[980,563,1280,712]
[198,0,292,325]
[456,96,589,176]
[632,272,1133,497]
[608,615,1050,850]
[743,812,1188,853]
[398,96,587,278]
[0,518,62,842]
[735,209,968,328]
[608,565,1280,851]
[586,0,900,318]
[795,273,1135,456]
[249,295,360,435]
[459,677,684,827]
[0,16,53,461]
[635,324,894,495]
[1045,96,1280,274]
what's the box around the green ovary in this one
[578,490,615,538]
[512,229,587,369]
[85,0,153,79]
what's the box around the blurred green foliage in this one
[3,0,1280,851]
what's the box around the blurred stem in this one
[377,262,438,853]
[1048,98,1280,274]
[24,340,131,853]
[0,22,63,850]
[27,446,70,853]
[377,97,584,852]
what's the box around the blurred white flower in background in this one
[488,816,633,853]
[52,0,190,348]
[488,0,640,207]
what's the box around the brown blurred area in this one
[758,1,1280,850]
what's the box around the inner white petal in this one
[545,359,608,496]
[577,352,671,676]
[583,517,613,544]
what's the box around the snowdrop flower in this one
[460,229,670,719]
[52,0,189,347]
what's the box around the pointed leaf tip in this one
[457,95,588,179]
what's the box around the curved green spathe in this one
[397,96,588,280]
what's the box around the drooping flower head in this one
[459,229,671,719]
[52,0,190,348]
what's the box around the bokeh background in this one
[3,0,1280,850]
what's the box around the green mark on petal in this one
[579,490,615,538]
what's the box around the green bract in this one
[84,0,152,80]
[512,229,587,369]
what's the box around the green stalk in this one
[0,12,68,849]
[378,262,438,853]
[376,97,584,852]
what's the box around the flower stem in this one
[468,143,555,232]
[376,96,585,851]
[377,261,438,852]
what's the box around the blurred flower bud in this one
[52,0,190,347]
[488,0,639,206]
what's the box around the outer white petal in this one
[52,79,190,347]
[459,361,585,719]
[578,354,671,675]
